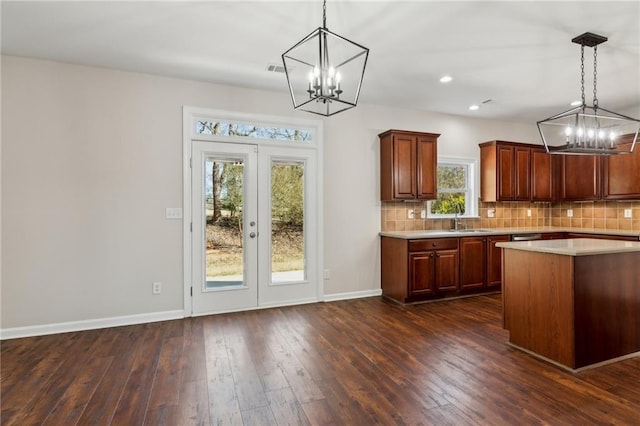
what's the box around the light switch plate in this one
[166,207,183,219]
[624,209,632,218]
[407,209,415,219]
[567,209,573,217]
[487,209,495,218]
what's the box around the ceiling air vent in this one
[266,63,287,73]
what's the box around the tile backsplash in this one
[381,200,640,232]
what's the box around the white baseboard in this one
[323,289,382,302]
[0,310,185,340]
[1,290,382,339]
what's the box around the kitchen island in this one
[497,238,640,371]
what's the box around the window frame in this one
[427,156,478,218]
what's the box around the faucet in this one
[454,205,463,230]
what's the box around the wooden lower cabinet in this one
[382,237,459,303]
[486,235,510,289]
[565,233,639,242]
[459,237,486,292]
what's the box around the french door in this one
[191,141,319,315]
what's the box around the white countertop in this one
[379,227,640,240]
[496,238,640,256]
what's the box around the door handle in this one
[249,232,256,238]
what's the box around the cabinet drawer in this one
[409,238,458,252]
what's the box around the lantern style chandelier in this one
[537,32,640,155]
[281,0,369,116]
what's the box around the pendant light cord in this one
[593,46,599,110]
[580,44,586,108]
[322,0,327,29]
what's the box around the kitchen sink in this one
[448,229,492,233]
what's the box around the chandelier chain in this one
[580,44,586,108]
[593,45,599,109]
[322,0,327,28]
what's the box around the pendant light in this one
[281,0,369,116]
[537,32,640,155]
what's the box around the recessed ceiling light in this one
[469,104,480,111]
[439,75,453,83]
[570,100,582,106]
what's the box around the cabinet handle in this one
[435,253,440,258]
[429,253,435,258]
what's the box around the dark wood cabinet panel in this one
[560,155,601,200]
[565,233,639,242]
[603,134,640,200]
[541,232,566,240]
[434,249,459,292]
[459,237,486,291]
[380,130,439,201]
[392,133,416,199]
[409,253,435,297]
[531,148,555,201]
[480,141,534,202]
[497,145,514,200]
[416,135,438,199]
[486,235,510,289]
[514,146,531,200]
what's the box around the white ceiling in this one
[2,1,639,122]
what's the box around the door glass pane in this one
[205,157,245,289]
[271,161,305,283]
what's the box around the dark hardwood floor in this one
[2,294,640,425]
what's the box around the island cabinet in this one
[499,239,640,370]
[480,141,531,202]
[603,134,640,199]
[381,237,458,303]
[379,130,439,201]
[559,155,602,200]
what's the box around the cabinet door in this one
[487,235,510,288]
[416,136,437,199]
[434,249,459,292]
[459,237,486,291]
[408,252,435,297]
[561,155,601,200]
[393,134,417,199]
[497,145,515,200]
[541,232,566,240]
[531,148,554,201]
[514,146,531,200]
[603,136,640,199]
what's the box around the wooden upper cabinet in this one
[480,141,532,202]
[560,155,602,201]
[380,130,439,201]
[603,134,640,200]
[530,148,555,202]
[514,146,531,200]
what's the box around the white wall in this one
[1,55,541,331]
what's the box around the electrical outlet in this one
[624,209,632,218]
[487,209,495,218]
[323,269,330,280]
[420,210,426,219]
[408,209,415,219]
[152,282,162,295]
[567,209,573,217]
[527,209,532,217]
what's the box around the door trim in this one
[182,106,324,316]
